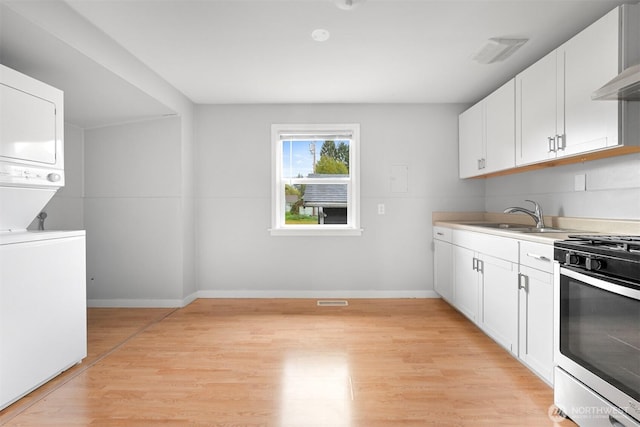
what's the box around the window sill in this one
[269,227,363,237]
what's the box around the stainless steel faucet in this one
[504,200,545,229]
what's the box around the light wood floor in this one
[0,299,575,426]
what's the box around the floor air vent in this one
[317,300,349,307]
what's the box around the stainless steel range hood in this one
[592,63,640,101]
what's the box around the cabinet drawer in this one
[453,229,518,263]
[520,240,554,273]
[433,226,452,243]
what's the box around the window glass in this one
[271,125,360,235]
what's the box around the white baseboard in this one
[87,298,185,308]
[195,290,440,299]
[182,291,199,307]
[87,290,440,308]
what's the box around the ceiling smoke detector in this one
[311,29,330,42]
[473,38,528,64]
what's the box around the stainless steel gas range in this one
[553,236,640,427]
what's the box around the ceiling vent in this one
[473,38,528,64]
[334,0,363,11]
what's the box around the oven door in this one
[555,265,640,422]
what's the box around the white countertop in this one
[433,220,582,244]
[432,212,640,244]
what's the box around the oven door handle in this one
[608,415,627,427]
[560,267,640,301]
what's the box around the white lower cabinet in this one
[434,226,555,384]
[451,245,519,356]
[481,254,518,356]
[453,245,480,322]
[433,227,454,303]
[518,242,555,384]
[450,230,519,343]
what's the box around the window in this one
[271,123,361,236]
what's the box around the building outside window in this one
[271,123,361,236]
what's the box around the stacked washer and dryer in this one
[0,64,86,410]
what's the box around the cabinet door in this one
[453,245,479,323]
[484,79,515,174]
[560,8,620,157]
[458,101,484,178]
[434,239,454,303]
[518,265,554,384]
[516,50,558,166]
[480,254,518,355]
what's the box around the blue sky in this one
[282,140,349,179]
[282,140,315,179]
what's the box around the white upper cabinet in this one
[515,50,559,166]
[485,80,516,174]
[458,101,484,178]
[463,4,640,175]
[459,79,515,178]
[516,6,639,167]
[560,8,620,157]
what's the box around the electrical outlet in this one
[377,204,385,215]
[574,174,586,192]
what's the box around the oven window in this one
[560,275,640,402]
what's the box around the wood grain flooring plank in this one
[1,299,576,426]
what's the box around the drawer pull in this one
[436,232,445,236]
[526,253,550,262]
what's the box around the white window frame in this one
[270,123,361,236]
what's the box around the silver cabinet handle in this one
[518,273,529,292]
[472,257,477,271]
[526,252,551,262]
[556,134,565,151]
[548,136,556,152]
[436,232,444,236]
[477,259,484,273]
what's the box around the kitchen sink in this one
[460,222,530,229]
[460,223,574,233]
[515,227,574,233]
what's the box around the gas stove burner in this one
[555,235,640,283]
[566,235,640,252]
[567,235,640,243]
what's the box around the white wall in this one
[28,123,85,231]
[485,153,640,220]
[35,102,639,305]
[83,117,190,306]
[4,0,198,307]
[194,104,484,297]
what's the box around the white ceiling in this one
[0,3,176,129]
[0,0,630,127]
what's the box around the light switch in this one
[378,204,385,215]
[574,174,586,192]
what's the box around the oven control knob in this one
[566,253,581,265]
[586,257,603,271]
